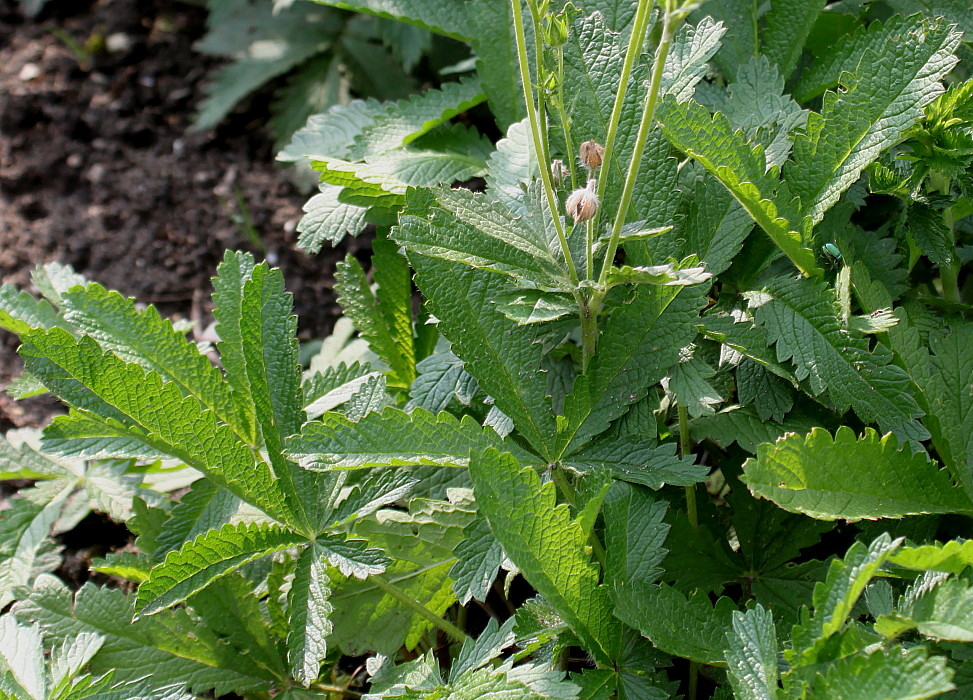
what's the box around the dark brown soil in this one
[0,0,362,430]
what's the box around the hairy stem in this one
[511,0,578,283]
[598,6,679,286]
[931,172,961,303]
[554,47,579,190]
[678,403,698,529]
[370,574,469,643]
[595,0,656,207]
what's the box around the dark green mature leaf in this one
[690,0,757,81]
[41,411,171,461]
[135,522,306,618]
[757,276,927,443]
[288,406,529,469]
[761,0,825,79]
[603,482,669,586]
[558,284,707,455]
[785,17,961,225]
[926,323,973,497]
[657,97,818,276]
[812,646,953,699]
[153,479,242,557]
[725,605,779,700]
[13,575,275,695]
[469,450,621,666]
[564,438,705,489]
[690,404,823,453]
[450,517,503,605]
[410,257,557,460]
[310,0,475,40]
[613,582,736,666]
[20,329,291,523]
[742,427,972,521]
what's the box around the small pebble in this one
[66,154,83,168]
[85,163,107,184]
[105,32,132,53]
[18,63,41,81]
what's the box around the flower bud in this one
[544,14,569,46]
[551,159,568,187]
[565,179,599,223]
[579,139,604,169]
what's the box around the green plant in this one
[5,0,973,697]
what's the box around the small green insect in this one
[821,242,842,265]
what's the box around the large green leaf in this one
[785,17,961,225]
[469,449,621,666]
[742,427,973,521]
[612,582,737,666]
[757,276,927,443]
[409,258,557,460]
[135,522,306,618]
[877,575,973,642]
[20,328,290,524]
[725,605,779,700]
[760,0,825,79]
[558,284,706,455]
[602,482,669,586]
[12,575,275,695]
[812,646,953,699]
[287,406,529,470]
[926,323,973,497]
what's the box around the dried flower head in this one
[566,179,599,223]
[579,140,604,169]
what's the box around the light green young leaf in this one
[59,283,239,437]
[13,575,275,695]
[287,545,334,687]
[0,283,63,334]
[469,450,621,666]
[612,582,736,666]
[877,575,973,642]
[336,254,416,388]
[888,540,973,575]
[278,98,385,163]
[409,258,557,460]
[135,522,306,618]
[20,328,290,524]
[657,97,819,276]
[287,406,528,469]
[785,17,961,225]
[372,235,416,381]
[742,427,972,521]
[558,285,706,455]
[353,77,487,154]
[757,276,927,443]
[725,605,779,700]
[813,646,953,699]
[760,0,825,79]
[296,183,370,253]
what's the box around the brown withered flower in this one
[565,179,599,223]
[579,139,604,169]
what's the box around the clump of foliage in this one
[193,0,459,144]
[4,0,973,697]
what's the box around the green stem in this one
[554,47,579,190]
[370,575,469,644]
[598,5,678,286]
[528,1,552,168]
[511,0,578,283]
[678,403,698,530]
[595,0,656,207]
[553,464,609,569]
[931,173,961,303]
[688,660,700,700]
[580,297,599,373]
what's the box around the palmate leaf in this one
[756,276,927,443]
[557,284,707,456]
[469,449,621,666]
[742,427,973,521]
[12,575,275,695]
[657,96,818,276]
[20,328,291,525]
[785,17,961,226]
[612,582,737,666]
[409,258,557,460]
[287,406,530,470]
[134,522,306,618]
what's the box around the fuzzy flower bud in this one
[550,159,569,187]
[565,179,599,223]
[579,139,604,169]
